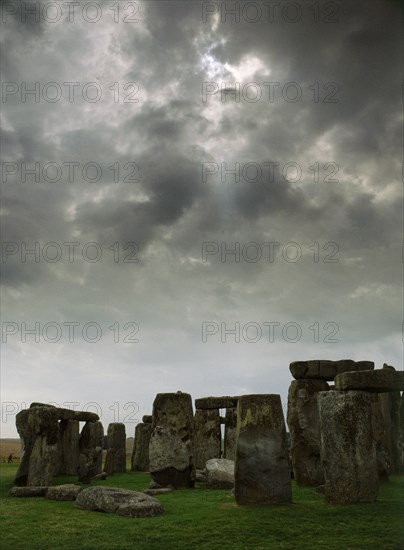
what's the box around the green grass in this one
[1,463,403,550]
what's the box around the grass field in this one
[0,462,403,550]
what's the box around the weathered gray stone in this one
[58,419,79,475]
[14,404,99,487]
[379,390,403,474]
[142,415,152,424]
[235,394,291,505]
[30,403,99,422]
[131,422,152,472]
[195,396,239,410]
[149,392,195,488]
[24,406,60,487]
[8,486,48,497]
[318,391,379,504]
[224,407,237,460]
[335,369,404,392]
[195,469,207,482]
[194,409,221,469]
[287,380,329,486]
[14,409,36,487]
[78,421,104,483]
[104,423,126,474]
[369,393,390,479]
[46,484,82,501]
[76,486,164,517]
[206,458,234,489]
[290,360,374,381]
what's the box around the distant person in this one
[7,453,13,463]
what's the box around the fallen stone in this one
[8,486,48,497]
[235,394,291,505]
[143,488,173,495]
[318,391,379,504]
[149,480,162,489]
[195,396,239,410]
[290,360,374,381]
[334,369,404,392]
[46,484,82,501]
[92,472,107,481]
[195,469,207,482]
[206,458,234,489]
[287,379,329,486]
[76,486,164,517]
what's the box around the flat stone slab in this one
[8,486,48,497]
[335,369,404,392]
[290,360,374,381]
[76,486,164,518]
[195,396,239,410]
[46,484,82,501]
[30,402,99,422]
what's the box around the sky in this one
[1,0,402,437]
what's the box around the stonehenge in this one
[12,359,403,510]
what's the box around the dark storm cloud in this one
[1,0,401,436]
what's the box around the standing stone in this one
[104,423,126,474]
[149,392,195,488]
[14,404,99,487]
[224,407,237,460]
[16,406,60,487]
[235,394,291,505]
[194,409,221,469]
[369,394,390,480]
[58,419,79,475]
[399,392,404,473]
[78,421,104,483]
[318,391,379,504]
[379,390,402,474]
[14,409,36,486]
[131,422,152,472]
[287,380,329,486]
